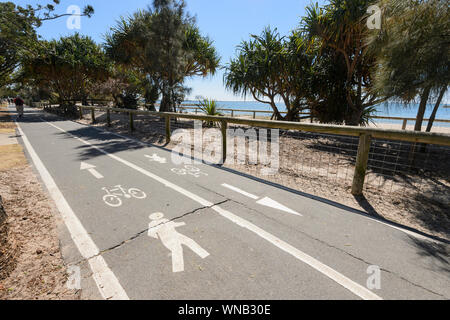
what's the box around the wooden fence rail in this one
[49,104,450,196]
[178,105,450,125]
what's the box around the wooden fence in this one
[178,105,450,129]
[45,104,450,196]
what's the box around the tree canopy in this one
[20,33,109,112]
[105,0,220,112]
[0,1,94,88]
[369,0,449,131]
[224,27,312,121]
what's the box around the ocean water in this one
[183,100,450,127]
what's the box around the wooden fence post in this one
[129,112,134,131]
[106,108,111,127]
[351,134,372,195]
[165,116,171,143]
[221,120,228,164]
[402,119,408,130]
[79,106,83,120]
[91,107,96,124]
[253,111,256,119]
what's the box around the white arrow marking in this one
[80,162,104,179]
[145,154,167,164]
[222,183,302,216]
[256,197,303,217]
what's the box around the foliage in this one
[0,1,94,88]
[368,0,449,131]
[301,0,384,125]
[224,27,312,121]
[197,98,222,127]
[105,0,220,113]
[20,34,109,113]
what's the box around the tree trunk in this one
[284,108,299,122]
[414,86,432,131]
[426,87,446,132]
[345,107,363,126]
[159,91,171,113]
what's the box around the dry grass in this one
[0,108,15,132]
[0,145,28,171]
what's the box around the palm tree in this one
[368,0,449,131]
[302,0,385,126]
[104,0,220,113]
[197,98,222,127]
[224,27,311,121]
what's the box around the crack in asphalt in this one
[96,199,230,256]
[67,200,230,267]
[190,183,448,298]
[36,109,446,298]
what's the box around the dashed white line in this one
[16,122,129,300]
[222,183,259,199]
[42,119,382,300]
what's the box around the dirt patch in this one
[0,110,79,300]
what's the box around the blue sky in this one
[10,0,320,101]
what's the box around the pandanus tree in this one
[368,0,449,132]
[224,27,312,121]
[0,1,94,88]
[20,34,110,113]
[104,0,220,112]
[301,0,384,126]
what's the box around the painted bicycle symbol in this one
[171,165,208,178]
[102,185,147,207]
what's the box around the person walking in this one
[13,96,24,118]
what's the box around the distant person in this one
[13,96,24,118]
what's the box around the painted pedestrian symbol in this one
[102,185,147,207]
[148,212,209,273]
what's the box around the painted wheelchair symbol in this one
[102,185,147,207]
[171,165,208,178]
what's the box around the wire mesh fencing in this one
[73,106,450,206]
[365,138,450,202]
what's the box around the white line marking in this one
[80,162,104,179]
[51,110,442,245]
[44,120,382,300]
[16,123,129,300]
[212,206,380,300]
[222,183,259,200]
[256,197,302,217]
[222,184,302,216]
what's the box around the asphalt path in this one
[12,106,450,300]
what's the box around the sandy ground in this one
[369,122,450,134]
[68,109,449,241]
[0,106,79,300]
